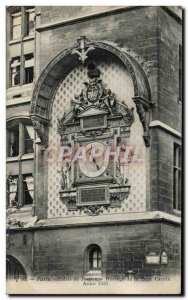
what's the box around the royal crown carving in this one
[57,63,134,135]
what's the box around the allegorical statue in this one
[58,162,71,190]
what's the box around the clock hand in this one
[93,157,100,170]
[88,144,92,156]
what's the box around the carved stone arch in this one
[30,36,152,146]
[6,115,31,123]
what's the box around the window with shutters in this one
[7,120,34,157]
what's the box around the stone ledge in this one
[149,120,181,138]
[8,211,181,231]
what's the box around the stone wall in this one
[7,221,181,279]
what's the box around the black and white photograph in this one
[5,5,183,295]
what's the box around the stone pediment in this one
[77,106,108,118]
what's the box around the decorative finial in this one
[71,36,95,64]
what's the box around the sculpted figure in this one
[58,162,71,190]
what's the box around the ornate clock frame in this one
[58,63,134,216]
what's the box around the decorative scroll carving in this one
[110,190,130,202]
[31,116,47,145]
[62,196,77,211]
[82,205,105,216]
[120,102,134,125]
[81,128,106,139]
[71,36,95,64]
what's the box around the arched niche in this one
[6,255,27,281]
[30,37,152,147]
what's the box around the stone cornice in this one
[7,211,181,231]
[149,120,181,138]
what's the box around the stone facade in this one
[8,218,181,280]
[6,6,182,293]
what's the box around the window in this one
[10,53,34,87]
[89,247,102,270]
[173,143,182,210]
[85,244,102,276]
[23,174,34,205]
[6,120,34,208]
[10,7,35,40]
[9,7,35,87]
[10,57,20,86]
[24,53,34,84]
[8,125,19,157]
[7,175,18,207]
[7,174,34,207]
[25,67,34,84]
[7,120,34,157]
[26,7,35,36]
[24,125,34,153]
[179,44,182,102]
[11,12,21,40]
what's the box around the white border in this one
[1,2,187,299]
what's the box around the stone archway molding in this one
[30,36,153,146]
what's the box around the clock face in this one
[79,142,108,178]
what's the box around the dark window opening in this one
[23,174,34,205]
[13,94,22,99]
[25,53,34,61]
[89,247,101,270]
[7,121,34,158]
[24,53,34,84]
[26,8,35,36]
[8,125,19,157]
[25,67,34,84]
[24,126,34,154]
[23,235,27,246]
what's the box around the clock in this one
[78,141,109,178]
